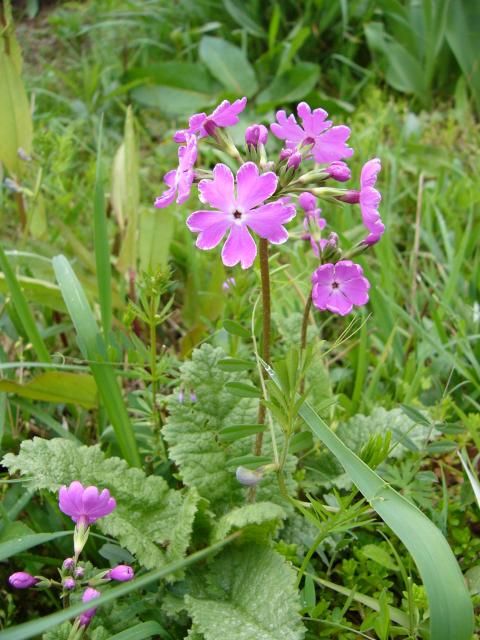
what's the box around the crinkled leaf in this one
[186,545,305,640]
[212,502,286,543]
[2,438,199,571]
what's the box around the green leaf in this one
[2,438,199,571]
[199,36,258,96]
[53,255,140,467]
[0,530,71,561]
[130,62,219,116]
[257,63,320,107]
[185,545,304,640]
[224,382,261,398]
[0,372,97,408]
[0,272,66,312]
[139,208,174,272]
[212,502,286,543]
[109,622,168,640]
[218,423,267,442]
[217,358,253,372]
[361,544,398,571]
[298,399,474,640]
[222,319,250,338]
[0,244,51,362]
[222,0,264,37]
[115,106,140,275]
[0,27,32,176]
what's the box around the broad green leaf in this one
[139,208,174,272]
[0,372,97,408]
[0,20,32,177]
[185,545,304,640]
[257,63,320,107]
[53,255,140,467]
[199,36,258,96]
[217,358,253,372]
[0,272,65,311]
[115,106,140,274]
[225,382,261,398]
[222,319,250,338]
[130,62,219,116]
[2,438,199,571]
[212,502,286,543]
[218,423,266,442]
[298,398,474,640]
[0,531,71,562]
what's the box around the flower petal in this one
[298,192,316,212]
[187,210,231,250]
[360,158,381,189]
[312,125,353,164]
[221,225,257,269]
[325,288,353,315]
[245,202,296,244]
[297,102,330,137]
[211,97,247,127]
[312,283,332,310]
[333,260,363,282]
[198,163,235,212]
[235,162,278,211]
[270,110,304,144]
[176,170,194,204]
[311,263,335,286]
[341,277,370,305]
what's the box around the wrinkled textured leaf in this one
[186,545,304,640]
[2,438,199,571]
[212,502,286,543]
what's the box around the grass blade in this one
[0,531,71,561]
[52,254,140,467]
[1,533,239,640]
[0,244,50,363]
[109,621,168,640]
[297,398,473,640]
[93,116,112,338]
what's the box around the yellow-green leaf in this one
[0,372,97,408]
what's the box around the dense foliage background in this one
[1,1,479,638]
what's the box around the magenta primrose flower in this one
[326,160,351,182]
[59,481,116,525]
[154,134,197,209]
[271,102,353,165]
[245,124,268,147]
[174,97,247,143]
[9,572,38,589]
[79,587,101,627]
[312,260,370,316]
[359,158,384,245]
[187,162,296,269]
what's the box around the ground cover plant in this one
[1,1,480,639]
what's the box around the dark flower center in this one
[332,281,339,289]
[233,211,242,219]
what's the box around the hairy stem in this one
[299,290,312,395]
[254,238,271,456]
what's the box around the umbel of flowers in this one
[155,98,384,316]
[8,482,134,634]
[155,98,384,486]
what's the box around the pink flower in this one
[59,481,116,526]
[9,572,38,589]
[359,158,384,245]
[174,98,247,143]
[245,124,268,147]
[312,261,370,316]
[187,162,296,269]
[79,587,101,627]
[63,577,76,590]
[107,565,134,582]
[271,102,353,164]
[299,192,327,256]
[154,134,197,209]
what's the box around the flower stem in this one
[148,293,166,461]
[299,290,312,395]
[254,238,271,457]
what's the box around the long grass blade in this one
[0,244,51,363]
[52,255,140,467]
[297,398,473,640]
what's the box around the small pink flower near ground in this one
[8,572,38,589]
[312,260,370,316]
[107,565,134,582]
[187,162,296,269]
[174,97,247,143]
[79,587,101,627]
[271,102,353,164]
[59,481,116,526]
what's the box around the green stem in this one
[299,290,312,395]
[254,238,271,457]
[149,295,166,460]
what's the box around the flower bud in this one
[107,565,134,582]
[287,152,302,170]
[338,189,360,204]
[245,124,268,148]
[79,587,101,627]
[74,567,85,579]
[63,577,76,590]
[326,161,351,182]
[190,392,197,403]
[9,572,38,589]
[222,277,236,292]
[236,466,263,487]
[63,557,75,571]
[279,148,293,162]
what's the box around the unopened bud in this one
[236,466,263,487]
[107,565,134,582]
[326,161,351,182]
[245,124,268,148]
[8,572,38,589]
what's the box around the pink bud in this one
[74,567,85,578]
[107,565,134,582]
[63,577,76,590]
[287,152,302,170]
[245,124,268,147]
[279,148,293,161]
[9,572,38,589]
[63,557,75,570]
[79,587,101,627]
[326,161,351,182]
[339,189,360,204]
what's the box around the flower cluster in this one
[155,98,384,316]
[8,481,134,630]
